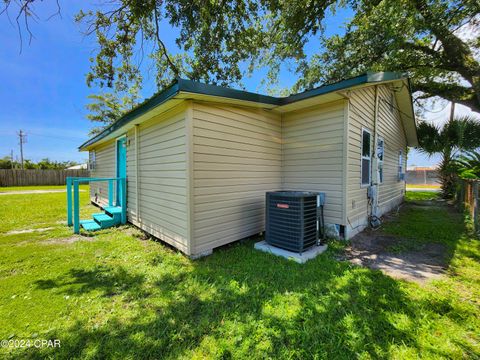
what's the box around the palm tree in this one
[454,151,480,180]
[416,115,480,198]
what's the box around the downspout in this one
[135,124,140,222]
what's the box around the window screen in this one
[377,138,384,183]
[398,150,404,180]
[89,151,96,171]
[362,130,371,157]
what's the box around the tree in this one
[74,1,268,91]
[454,151,480,179]
[3,1,479,113]
[36,158,79,170]
[416,115,480,198]
[0,156,80,170]
[85,85,140,135]
[288,0,480,113]
[0,156,14,169]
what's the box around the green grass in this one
[0,185,82,192]
[382,195,460,254]
[0,188,478,359]
[405,190,440,201]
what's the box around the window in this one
[377,137,384,183]
[398,150,404,181]
[361,128,372,186]
[89,150,96,171]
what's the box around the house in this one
[79,72,417,257]
[406,166,439,186]
[67,163,88,170]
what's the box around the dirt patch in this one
[342,231,447,283]
[15,235,96,246]
[6,227,54,235]
[41,235,97,245]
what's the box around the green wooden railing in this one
[66,177,127,234]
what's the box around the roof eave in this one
[78,80,181,151]
[78,71,414,150]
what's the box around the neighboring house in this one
[79,72,417,257]
[67,163,88,170]
[406,166,439,186]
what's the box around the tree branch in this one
[413,81,479,112]
[153,4,179,77]
[412,0,480,82]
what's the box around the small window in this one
[377,137,384,183]
[89,150,96,171]
[361,128,372,186]
[398,150,404,181]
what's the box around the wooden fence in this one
[457,180,479,233]
[0,169,90,187]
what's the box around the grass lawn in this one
[0,185,82,192]
[405,190,440,201]
[0,187,478,359]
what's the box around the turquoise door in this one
[116,137,127,206]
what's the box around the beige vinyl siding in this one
[346,85,406,235]
[90,139,116,207]
[346,87,375,229]
[129,104,189,253]
[377,86,407,207]
[282,101,346,225]
[191,102,282,254]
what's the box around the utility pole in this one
[450,102,455,122]
[10,149,14,169]
[18,130,27,169]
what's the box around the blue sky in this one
[0,2,454,166]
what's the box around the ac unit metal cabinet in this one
[265,191,319,253]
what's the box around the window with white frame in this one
[361,128,372,186]
[89,150,96,171]
[377,137,384,183]
[398,150,404,181]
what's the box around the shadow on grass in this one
[14,239,476,360]
[34,265,148,298]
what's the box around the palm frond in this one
[416,121,442,155]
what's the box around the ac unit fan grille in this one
[265,191,319,253]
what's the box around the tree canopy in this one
[85,85,140,135]
[2,0,480,120]
[0,157,80,170]
[292,0,480,113]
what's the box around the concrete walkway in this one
[0,189,86,195]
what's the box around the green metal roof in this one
[79,71,410,150]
